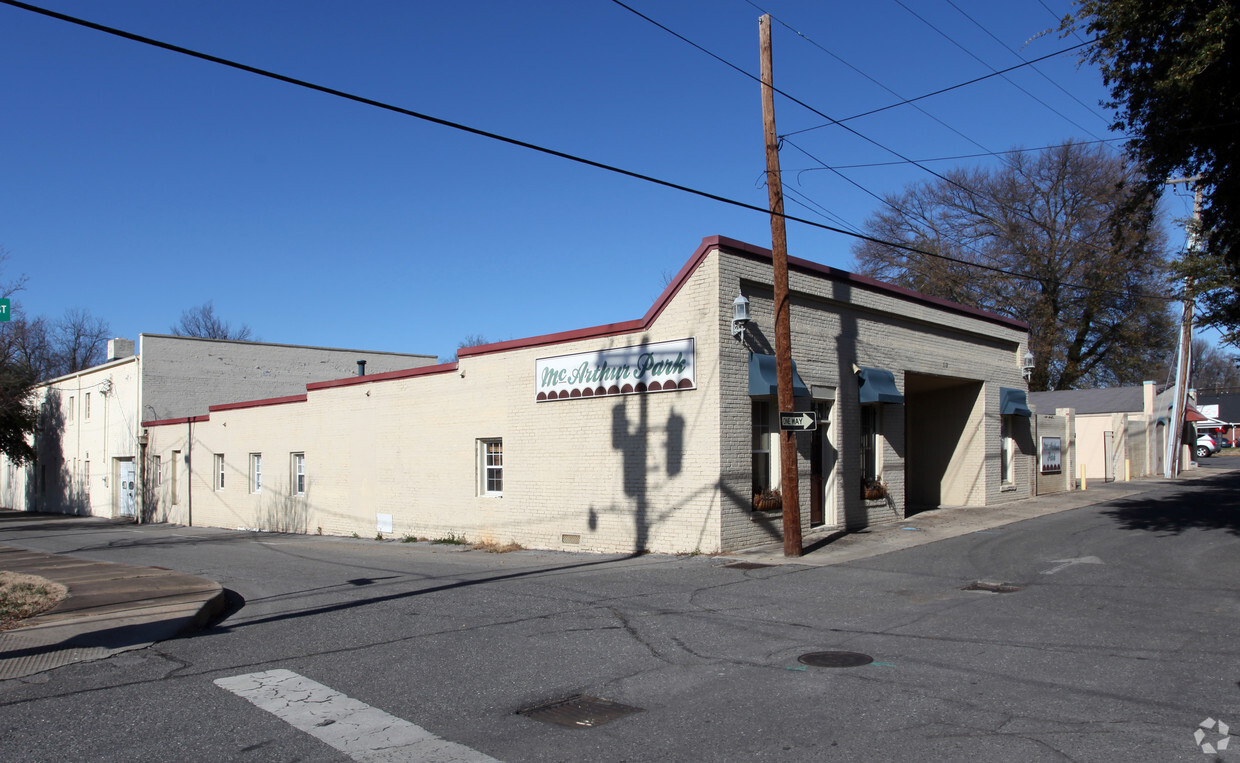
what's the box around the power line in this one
[785,137,1126,171]
[891,0,1107,142]
[1,0,1179,304]
[941,0,1112,129]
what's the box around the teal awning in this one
[856,366,904,404]
[1000,387,1032,417]
[748,353,810,397]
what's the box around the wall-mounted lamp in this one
[1021,350,1035,382]
[732,293,750,339]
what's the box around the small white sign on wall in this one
[1040,437,1062,474]
[535,338,696,402]
[376,513,393,534]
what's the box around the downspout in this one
[187,419,193,527]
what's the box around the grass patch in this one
[0,572,68,631]
[431,532,468,545]
[474,539,524,553]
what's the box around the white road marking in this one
[1040,556,1104,575]
[215,669,500,762]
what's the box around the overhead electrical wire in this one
[621,1,1152,286]
[1,0,1177,303]
[942,0,1114,129]
[785,136,1126,172]
[891,0,1107,143]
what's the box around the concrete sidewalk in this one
[0,539,224,681]
[726,461,1240,566]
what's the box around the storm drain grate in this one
[963,581,1023,593]
[725,561,773,570]
[516,694,643,729]
[798,651,874,668]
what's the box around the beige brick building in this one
[130,237,1036,554]
[1,336,436,519]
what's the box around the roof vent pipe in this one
[357,360,367,376]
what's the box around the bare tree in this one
[50,308,111,376]
[171,301,254,341]
[1187,338,1240,393]
[853,141,1175,391]
[441,334,490,363]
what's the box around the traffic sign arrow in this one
[779,411,817,431]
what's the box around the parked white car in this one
[1196,434,1220,459]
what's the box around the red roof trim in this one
[458,238,717,359]
[713,236,1029,331]
[142,414,211,428]
[455,235,1024,361]
[209,394,307,413]
[306,362,459,391]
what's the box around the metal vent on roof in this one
[516,694,643,729]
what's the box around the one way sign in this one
[779,411,817,431]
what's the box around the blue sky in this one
[0,0,1197,362]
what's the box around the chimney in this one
[357,360,367,376]
[107,338,135,361]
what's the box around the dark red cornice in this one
[713,236,1028,331]
[142,414,211,428]
[306,362,458,391]
[210,394,307,413]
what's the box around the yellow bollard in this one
[1125,459,1131,482]
[1080,463,1087,491]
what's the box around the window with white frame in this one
[751,400,772,495]
[171,450,181,505]
[860,405,879,482]
[214,453,225,490]
[153,455,162,487]
[68,396,74,423]
[84,392,91,421]
[1001,415,1015,484]
[83,460,90,495]
[250,453,262,493]
[291,452,305,495]
[479,439,503,496]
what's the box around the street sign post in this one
[779,411,816,431]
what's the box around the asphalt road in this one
[2,466,1238,761]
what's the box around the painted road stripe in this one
[215,669,500,762]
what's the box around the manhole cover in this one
[516,694,643,729]
[962,581,1023,593]
[725,561,772,570]
[797,651,874,668]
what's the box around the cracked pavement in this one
[1,465,1238,761]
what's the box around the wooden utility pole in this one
[1166,176,1202,477]
[760,15,802,557]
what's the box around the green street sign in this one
[0,298,9,322]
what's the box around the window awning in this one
[1185,404,1208,422]
[748,353,810,397]
[1000,387,1032,417]
[855,366,904,404]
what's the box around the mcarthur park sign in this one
[536,338,696,402]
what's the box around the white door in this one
[118,460,136,518]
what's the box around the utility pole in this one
[760,14,802,557]
[1165,176,1202,477]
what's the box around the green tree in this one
[853,141,1175,390]
[0,249,38,464]
[1069,0,1240,343]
